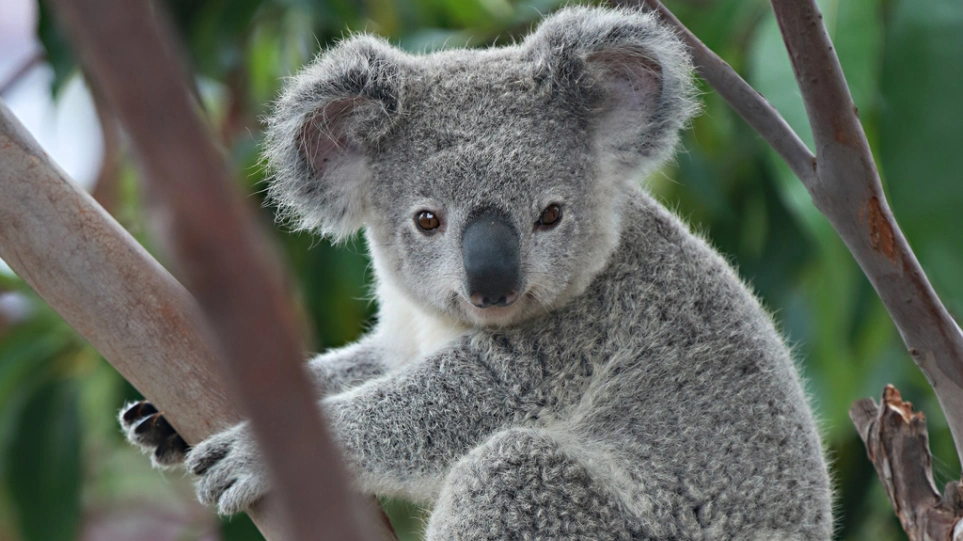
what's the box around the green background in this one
[1,0,961,539]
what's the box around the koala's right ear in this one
[264,36,407,240]
[522,7,698,178]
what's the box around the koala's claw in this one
[120,400,190,467]
[121,402,268,514]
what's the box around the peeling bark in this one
[850,386,963,541]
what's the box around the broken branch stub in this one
[850,385,963,541]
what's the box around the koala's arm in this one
[323,337,521,500]
[305,337,387,397]
[181,333,526,512]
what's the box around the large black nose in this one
[462,209,521,308]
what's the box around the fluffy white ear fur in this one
[522,7,698,178]
[584,48,664,170]
[264,36,406,240]
[294,98,375,238]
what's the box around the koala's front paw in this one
[185,422,270,516]
[120,400,190,467]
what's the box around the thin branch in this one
[623,0,963,468]
[632,1,963,528]
[626,0,817,186]
[43,0,382,539]
[769,0,963,464]
[850,385,963,540]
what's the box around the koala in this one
[122,6,833,540]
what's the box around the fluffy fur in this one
[123,6,832,539]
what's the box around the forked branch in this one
[769,0,963,463]
[631,0,963,461]
[631,0,963,537]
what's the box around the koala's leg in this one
[425,428,637,541]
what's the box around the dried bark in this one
[850,386,963,541]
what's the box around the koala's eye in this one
[536,204,562,229]
[416,211,441,232]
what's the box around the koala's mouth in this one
[455,289,534,328]
[468,290,520,309]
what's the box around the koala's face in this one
[361,62,615,327]
[265,7,697,327]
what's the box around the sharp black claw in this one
[134,412,177,446]
[155,433,191,465]
[122,400,158,426]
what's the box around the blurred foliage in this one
[1,0,961,539]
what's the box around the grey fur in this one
[128,6,833,539]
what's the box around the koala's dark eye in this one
[416,211,441,232]
[536,204,562,229]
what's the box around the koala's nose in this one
[462,209,521,309]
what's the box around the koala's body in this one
[123,6,832,540]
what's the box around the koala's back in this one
[478,190,832,539]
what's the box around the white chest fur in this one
[374,278,469,370]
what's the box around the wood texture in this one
[0,99,233,445]
[0,97,299,541]
[850,386,963,540]
[40,0,370,537]
[626,0,963,466]
[768,0,963,465]
[5,0,395,536]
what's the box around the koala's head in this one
[265,7,697,328]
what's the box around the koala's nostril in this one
[470,293,490,308]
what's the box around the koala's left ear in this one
[264,36,408,240]
[523,7,698,176]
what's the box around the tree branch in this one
[0,96,305,540]
[628,0,817,186]
[0,99,231,446]
[628,0,963,467]
[768,0,963,464]
[631,1,963,535]
[20,0,389,538]
[850,385,963,540]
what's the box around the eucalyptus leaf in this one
[5,379,82,541]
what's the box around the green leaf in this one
[36,2,76,97]
[5,378,82,541]
[221,512,265,541]
[880,0,963,317]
